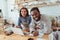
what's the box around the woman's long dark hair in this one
[19,7,29,17]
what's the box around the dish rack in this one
[0,18,4,32]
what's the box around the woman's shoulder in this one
[28,15,31,17]
[18,16,23,18]
[28,15,31,18]
[18,17,22,20]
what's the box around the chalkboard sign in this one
[0,9,3,18]
[0,9,1,12]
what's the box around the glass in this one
[34,21,45,37]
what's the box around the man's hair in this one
[30,7,40,13]
[19,7,29,17]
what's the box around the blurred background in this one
[0,0,60,26]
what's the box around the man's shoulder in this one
[41,14,50,21]
[41,14,49,18]
[41,14,48,17]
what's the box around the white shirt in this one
[30,14,52,34]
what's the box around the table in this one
[0,31,49,40]
[0,18,4,28]
[53,26,60,31]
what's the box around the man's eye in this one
[32,15,34,16]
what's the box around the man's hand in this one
[33,31,39,36]
[34,26,40,30]
[23,28,30,32]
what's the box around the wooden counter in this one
[0,18,49,40]
[0,31,49,40]
[52,26,60,31]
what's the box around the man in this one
[52,16,60,40]
[30,7,52,36]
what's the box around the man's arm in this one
[42,14,52,34]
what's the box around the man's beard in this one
[34,16,41,21]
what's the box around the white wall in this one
[8,5,60,25]
[7,0,19,25]
[0,0,8,19]
[39,5,60,16]
[1,0,60,25]
[0,0,19,25]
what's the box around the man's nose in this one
[33,15,36,18]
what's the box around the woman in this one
[18,7,31,34]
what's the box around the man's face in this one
[31,10,40,21]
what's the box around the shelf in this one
[0,18,4,29]
[15,0,60,8]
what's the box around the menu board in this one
[0,9,3,18]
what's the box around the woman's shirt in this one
[18,15,31,30]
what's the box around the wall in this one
[7,0,19,25]
[0,0,60,25]
[0,0,8,19]
[8,5,60,25]
[39,5,60,16]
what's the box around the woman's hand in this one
[16,26,22,29]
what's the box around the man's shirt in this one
[30,14,52,34]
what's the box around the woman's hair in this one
[19,7,29,17]
[30,7,40,13]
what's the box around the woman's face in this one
[21,9,27,17]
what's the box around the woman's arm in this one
[18,17,21,26]
[29,16,31,24]
[17,17,22,29]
